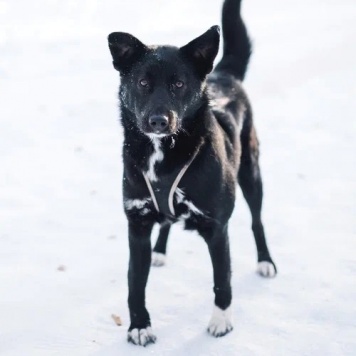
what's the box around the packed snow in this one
[0,0,355,355]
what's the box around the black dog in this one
[108,0,277,346]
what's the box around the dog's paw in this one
[151,252,166,267]
[127,327,156,347]
[207,306,233,337]
[257,261,277,278]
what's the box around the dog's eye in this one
[175,81,184,88]
[139,79,148,87]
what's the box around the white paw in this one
[207,306,233,337]
[127,327,156,346]
[151,252,166,267]
[257,261,277,278]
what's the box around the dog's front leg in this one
[127,219,156,346]
[201,223,233,337]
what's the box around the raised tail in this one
[215,0,252,81]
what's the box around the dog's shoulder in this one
[207,71,250,128]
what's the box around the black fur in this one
[108,0,276,346]
[215,0,252,80]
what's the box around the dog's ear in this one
[180,26,220,79]
[108,32,148,73]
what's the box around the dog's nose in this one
[148,115,169,133]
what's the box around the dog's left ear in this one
[180,26,220,79]
[108,32,148,74]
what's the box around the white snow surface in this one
[1,0,356,355]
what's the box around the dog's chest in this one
[126,139,205,223]
[125,187,204,223]
[145,137,164,182]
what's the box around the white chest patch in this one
[146,137,164,182]
[175,188,204,220]
[124,198,152,215]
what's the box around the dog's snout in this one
[148,115,169,133]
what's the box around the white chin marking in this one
[151,252,166,267]
[127,327,156,346]
[146,133,168,139]
[207,305,233,337]
[257,261,276,278]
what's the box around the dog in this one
[107,0,277,346]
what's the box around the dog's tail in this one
[215,0,252,81]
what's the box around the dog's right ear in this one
[108,32,148,73]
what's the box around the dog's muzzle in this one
[148,115,169,134]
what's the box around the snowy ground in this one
[1,0,356,355]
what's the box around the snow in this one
[0,0,355,355]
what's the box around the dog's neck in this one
[120,104,212,176]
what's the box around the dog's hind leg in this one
[238,122,277,277]
[152,223,171,267]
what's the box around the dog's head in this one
[108,26,220,137]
